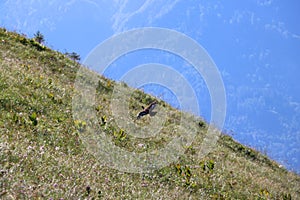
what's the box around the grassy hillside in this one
[0,28,299,199]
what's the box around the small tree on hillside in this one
[65,52,81,62]
[34,31,45,44]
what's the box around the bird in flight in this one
[136,101,157,119]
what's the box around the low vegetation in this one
[0,28,299,199]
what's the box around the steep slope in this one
[0,28,299,199]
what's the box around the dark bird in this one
[137,101,157,119]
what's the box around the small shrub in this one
[259,188,271,199]
[106,80,112,88]
[97,80,112,92]
[95,105,103,112]
[114,129,126,141]
[200,160,215,172]
[74,120,87,132]
[29,112,38,126]
[198,121,206,128]
[33,31,45,44]
[174,164,193,186]
[19,37,29,45]
[175,163,182,175]
[65,51,80,62]
[101,115,107,126]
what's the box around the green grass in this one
[0,27,299,199]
